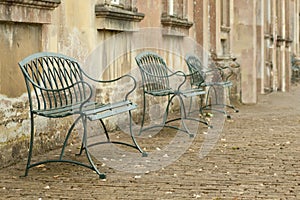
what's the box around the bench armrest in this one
[82,72,137,100]
[143,69,187,91]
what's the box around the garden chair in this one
[19,52,146,179]
[291,53,300,83]
[135,51,209,138]
[185,54,238,118]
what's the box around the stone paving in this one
[1,86,300,199]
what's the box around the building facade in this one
[0,0,299,167]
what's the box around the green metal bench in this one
[291,54,300,83]
[135,51,209,138]
[19,52,146,179]
[185,54,238,118]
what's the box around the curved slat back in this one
[185,54,205,86]
[19,52,86,111]
[135,52,170,93]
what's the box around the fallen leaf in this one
[53,175,60,179]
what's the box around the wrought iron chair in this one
[135,51,209,138]
[19,52,146,179]
[185,54,238,118]
[291,53,300,83]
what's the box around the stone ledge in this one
[0,0,60,23]
[0,0,60,10]
[161,15,193,36]
[95,4,144,31]
[95,5,144,22]
[221,25,231,33]
[161,16,193,29]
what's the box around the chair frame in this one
[291,53,300,83]
[135,51,209,138]
[185,54,238,118]
[19,52,146,179]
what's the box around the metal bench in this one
[291,53,300,83]
[135,51,209,138]
[19,52,146,179]
[185,54,238,118]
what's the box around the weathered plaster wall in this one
[0,23,42,97]
[0,0,64,168]
[55,0,96,61]
[0,0,146,168]
[0,94,76,168]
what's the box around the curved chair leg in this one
[139,93,175,135]
[177,95,194,138]
[78,118,110,152]
[82,115,106,179]
[163,94,177,124]
[97,116,145,155]
[183,92,211,128]
[203,85,228,117]
[23,112,35,177]
[99,119,110,142]
[128,110,147,156]
[138,92,147,135]
[199,94,207,118]
[183,86,207,119]
[187,95,194,115]
[226,86,239,113]
[60,116,81,159]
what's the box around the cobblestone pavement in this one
[1,86,300,200]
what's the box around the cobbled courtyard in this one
[1,85,300,200]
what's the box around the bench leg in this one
[99,114,146,156]
[205,86,227,116]
[75,118,111,157]
[138,92,147,136]
[186,93,211,127]
[99,119,110,142]
[82,115,106,179]
[128,110,147,156]
[22,114,107,179]
[60,116,81,159]
[203,85,240,118]
[139,93,203,137]
[225,86,239,113]
[23,112,35,177]
[178,95,195,138]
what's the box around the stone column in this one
[256,0,265,94]
[232,0,257,104]
[193,0,210,57]
[296,1,300,54]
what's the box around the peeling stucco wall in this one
[0,94,79,168]
[0,0,65,168]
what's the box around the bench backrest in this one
[19,52,89,112]
[135,51,171,93]
[185,54,206,87]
